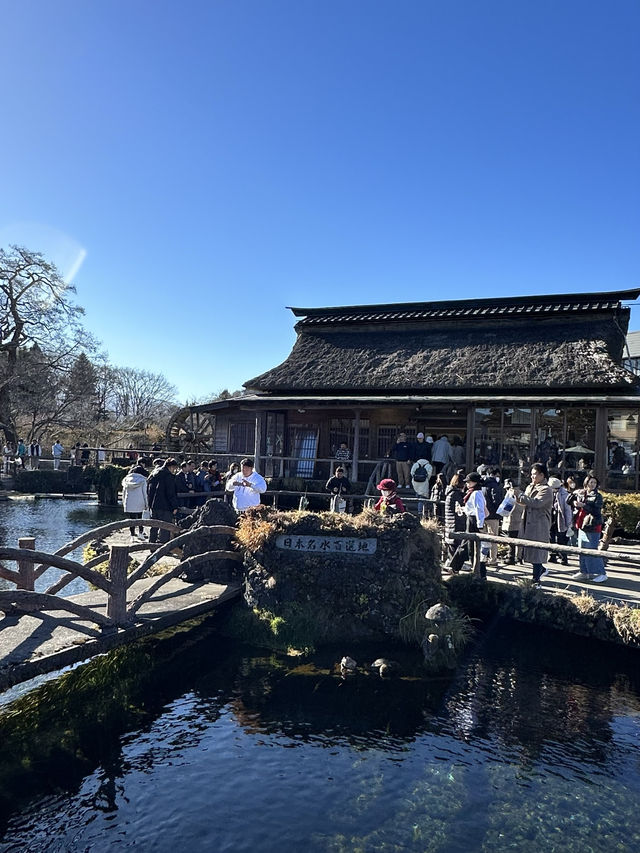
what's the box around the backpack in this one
[483,479,504,516]
[413,464,428,483]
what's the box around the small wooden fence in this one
[0,520,241,632]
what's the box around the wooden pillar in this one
[17,537,36,591]
[352,410,361,483]
[466,407,475,472]
[107,545,129,626]
[594,406,608,483]
[254,413,263,472]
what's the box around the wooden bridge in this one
[0,520,242,691]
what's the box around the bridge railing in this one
[0,520,240,631]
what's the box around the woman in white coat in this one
[122,464,149,537]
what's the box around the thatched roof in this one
[247,290,640,394]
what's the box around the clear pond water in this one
[1,617,640,852]
[0,498,123,595]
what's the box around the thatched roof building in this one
[247,292,638,394]
[171,289,640,492]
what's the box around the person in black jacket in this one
[175,460,197,508]
[148,458,180,543]
[482,466,505,567]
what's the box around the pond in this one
[1,617,639,852]
[0,498,123,596]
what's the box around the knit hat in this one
[376,478,397,491]
[417,432,424,439]
[548,477,563,489]
[426,435,434,443]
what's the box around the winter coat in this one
[410,459,433,497]
[122,472,149,513]
[431,437,453,465]
[411,440,432,462]
[148,466,179,513]
[552,486,574,533]
[226,470,267,510]
[518,480,553,564]
[325,475,351,495]
[444,484,465,544]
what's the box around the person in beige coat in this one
[516,462,553,585]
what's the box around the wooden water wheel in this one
[166,408,216,455]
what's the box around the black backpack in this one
[413,464,428,483]
[483,478,504,515]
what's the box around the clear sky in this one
[1,0,638,403]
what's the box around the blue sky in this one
[1,0,638,402]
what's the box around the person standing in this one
[482,466,505,567]
[2,441,13,474]
[373,478,406,515]
[387,432,412,489]
[449,472,487,578]
[226,457,267,511]
[410,456,433,515]
[122,464,149,538]
[501,480,525,566]
[411,432,432,464]
[548,476,573,566]
[51,439,64,471]
[443,473,465,568]
[325,466,351,512]
[572,474,607,583]
[431,435,453,475]
[147,458,180,544]
[176,461,197,508]
[16,438,27,469]
[516,463,553,585]
[28,439,41,470]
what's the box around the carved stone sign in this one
[275,535,377,555]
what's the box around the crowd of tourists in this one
[360,430,608,587]
[121,456,267,541]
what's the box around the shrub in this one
[14,469,91,494]
[601,490,640,536]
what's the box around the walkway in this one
[0,576,240,691]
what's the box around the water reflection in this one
[1,618,640,851]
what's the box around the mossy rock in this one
[229,507,444,652]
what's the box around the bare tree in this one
[0,246,92,443]
[108,367,178,428]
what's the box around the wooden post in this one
[466,406,475,472]
[254,413,263,472]
[17,537,36,591]
[107,545,130,626]
[352,410,360,483]
[595,406,608,484]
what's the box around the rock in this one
[425,603,453,623]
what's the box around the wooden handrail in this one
[126,550,240,617]
[0,590,113,628]
[0,547,111,593]
[450,531,640,566]
[126,525,236,587]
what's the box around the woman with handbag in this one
[572,474,607,583]
[122,464,150,538]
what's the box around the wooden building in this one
[170,289,640,491]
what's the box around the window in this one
[229,422,255,453]
[329,418,370,458]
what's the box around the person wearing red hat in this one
[374,478,406,515]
